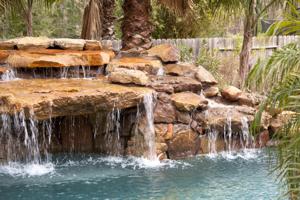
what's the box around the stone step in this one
[0,49,115,68]
[0,78,153,120]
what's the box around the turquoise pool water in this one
[0,150,282,200]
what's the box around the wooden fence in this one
[103,35,300,58]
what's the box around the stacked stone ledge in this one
[0,38,289,161]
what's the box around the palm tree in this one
[0,0,58,36]
[102,0,116,40]
[121,0,193,50]
[81,0,103,40]
[247,1,300,198]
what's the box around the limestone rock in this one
[4,49,113,68]
[11,37,53,50]
[155,124,173,141]
[204,86,219,98]
[147,44,180,63]
[164,63,196,77]
[195,65,218,85]
[84,40,102,50]
[107,56,163,75]
[108,68,149,86]
[175,110,191,124]
[238,92,263,107]
[154,93,176,123]
[221,86,242,101]
[167,128,200,159]
[0,79,153,120]
[54,38,85,50]
[0,39,16,50]
[149,75,202,94]
[171,92,208,112]
[194,105,256,133]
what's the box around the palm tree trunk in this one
[25,0,33,36]
[81,0,103,40]
[102,0,116,40]
[239,0,256,84]
[121,0,153,51]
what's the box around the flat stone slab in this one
[0,49,114,68]
[0,78,153,120]
[107,56,163,75]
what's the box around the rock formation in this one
[0,39,286,162]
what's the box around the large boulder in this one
[194,105,256,133]
[154,93,176,123]
[147,44,180,63]
[167,128,200,159]
[171,92,208,112]
[108,68,149,86]
[107,56,163,75]
[203,86,219,98]
[54,38,85,50]
[221,86,242,101]
[195,65,218,85]
[164,63,196,77]
[148,75,202,93]
[0,79,153,120]
[238,92,263,107]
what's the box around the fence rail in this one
[103,35,300,58]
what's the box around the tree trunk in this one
[25,0,33,36]
[121,0,153,51]
[81,0,103,40]
[239,0,256,84]
[102,0,116,40]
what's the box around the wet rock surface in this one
[0,39,286,161]
[0,78,153,120]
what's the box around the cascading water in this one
[1,69,16,81]
[143,93,157,161]
[0,110,51,163]
[241,117,255,149]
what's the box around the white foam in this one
[0,162,54,177]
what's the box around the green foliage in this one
[267,0,300,35]
[247,42,300,199]
[0,0,84,39]
[178,44,194,62]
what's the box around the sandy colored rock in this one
[204,86,219,98]
[238,92,263,107]
[107,56,163,75]
[221,86,242,101]
[0,39,16,50]
[54,38,85,50]
[195,65,218,85]
[167,129,200,159]
[147,44,180,63]
[15,37,53,50]
[0,78,153,120]
[108,68,149,86]
[171,92,208,112]
[84,40,102,50]
[3,49,113,68]
[164,63,196,77]
[149,75,202,94]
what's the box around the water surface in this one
[0,150,283,200]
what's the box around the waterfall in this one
[208,129,218,156]
[1,69,16,81]
[241,117,255,149]
[105,107,122,155]
[143,93,157,161]
[0,109,52,163]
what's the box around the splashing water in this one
[156,67,164,76]
[143,93,157,161]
